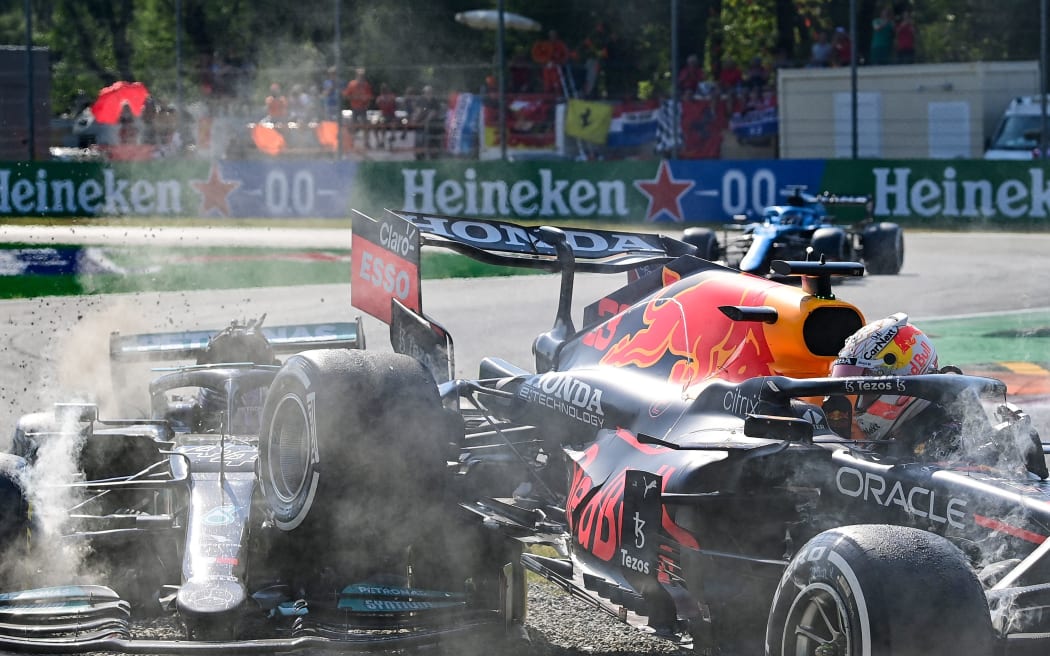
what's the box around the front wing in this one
[0,580,520,654]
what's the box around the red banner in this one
[680,99,729,160]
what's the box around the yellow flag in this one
[565,99,613,144]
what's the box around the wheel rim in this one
[266,393,312,504]
[781,582,851,656]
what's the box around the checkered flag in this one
[656,99,682,154]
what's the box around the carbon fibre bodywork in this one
[354,209,1050,655]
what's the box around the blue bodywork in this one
[718,190,866,275]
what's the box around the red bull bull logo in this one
[598,277,777,385]
[566,429,700,563]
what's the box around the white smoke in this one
[51,298,159,419]
[0,298,163,590]
[0,408,95,590]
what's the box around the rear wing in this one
[110,321,365,363]
[108,320,365,415]
[393,210,694,273]
[350,209,698,376]
[349,207,696,326]
[813,192,872,208]
[813,191,874,222]
[782,186,871,208]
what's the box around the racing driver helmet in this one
[830,312,938,441]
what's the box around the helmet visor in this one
[830,362,868,378]
[830,362,881,412]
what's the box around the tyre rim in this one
[782,582,851,656]
[266,393,312,503]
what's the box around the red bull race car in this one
[349,209,1050,656]
[1,211,1048,656]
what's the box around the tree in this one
[0,0,1046,118]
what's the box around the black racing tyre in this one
[682,227,720,261]
[259,350,454,549]
[0,454,30,584]
[862,223,905,275]
[810,227,851,262]
[766,525,993,656]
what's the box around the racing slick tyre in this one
[0,454,30,585]
[682,227,721,261]
[810,227,851,262]
[766,524,993,656]
[259,350,455,560]
[861,223,904,275]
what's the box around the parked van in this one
[984,95,1050,159]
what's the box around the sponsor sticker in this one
[351,211,421,323]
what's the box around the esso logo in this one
[358,251,411,300]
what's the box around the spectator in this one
[288,84,313,122]
[532,30,570,95]
[870,6,895,65]
[412,85,443,160]
[509,49,533,93]
[140,96,158,145]
[742,87,760,113]
[376,83,398,125]
[343,67,374,123]
[895,8,916,64]
[743,56,768,91]
[718,57,743,94]
[831,27,852,67]
[321,66,341,120]
[401,86,417,120]
[118,102,141,145]
[808,30,832,67]
[411,84,442,124]
[678,54,705,97]
[156,105,183,157]
[265,83,289,121]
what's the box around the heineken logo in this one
[873,166,1050,219]
[0,168,183,215]
[401,167,629,218]
[0,163,347,218]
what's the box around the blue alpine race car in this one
[683,188,905,276]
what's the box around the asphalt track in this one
[1,227,1049,439]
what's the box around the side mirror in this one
[744,414,813,443]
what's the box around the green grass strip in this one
[918,311,1050,367]
[0,246,524,300]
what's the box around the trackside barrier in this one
[2,158,1050,226]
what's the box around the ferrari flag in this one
[565,99,613,144]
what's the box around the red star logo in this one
[191,164,240,217]
[633,161,694,223]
